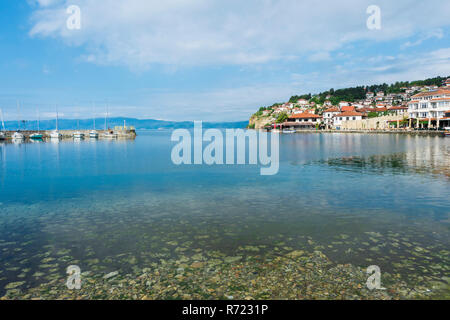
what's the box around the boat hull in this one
[30,134,44,140]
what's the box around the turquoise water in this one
[0,132,449,296]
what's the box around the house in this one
[339,101,350,107]
[366,92,374,99]
[287,112,322,124]
[445,78,450,87]
[333,111,365,129]
[341,105,356,112]
[323,107,340,128]
[297,99,309,106]
[388,106,408,116]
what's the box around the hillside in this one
[249,76,450,129]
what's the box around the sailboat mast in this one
[16,100,21,130]
[104,103,108,131]
[0,109,5,132]
[37,108,40,132]
[92,102,96,130]
[56,106,59,131]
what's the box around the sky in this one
[0,0,450,121]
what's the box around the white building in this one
[333,111,364,129]
[407,87,450,127]
[323,107,340,128]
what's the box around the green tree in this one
[276,112,289,123]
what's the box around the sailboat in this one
[0,108,6,140]
[73,119,85,139]
[101,103,118,139]
[30,108,43,140]
[50,107,62,139]
[12,101,25,141]
[89,103,99,138]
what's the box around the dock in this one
[0,129,137,140]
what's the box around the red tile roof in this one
[324,107,340,112]
[289,112,322,119]
[341,105,356,112]
[412,88,450,98]
[334,111,364,117]
[388,106,408,110]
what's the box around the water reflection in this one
[315,135,450,178]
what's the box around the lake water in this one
[0,131,449,299]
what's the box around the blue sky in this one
[1,0,450,121]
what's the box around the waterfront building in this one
[333,111,365,129]
[287,112,322,125]
[407,86,450,128]
[388,106,408,116]
[323,107,340,128]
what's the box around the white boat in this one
[12,132,25,140]
[31,108,43,140]
[90,103,99,139]
[73,131,85,139]
[89,130,99,138]
[0,132,5,140]
[50,130,61,139]
[282,128,296,133]
[102,131,118,139]
[50,107,61,139]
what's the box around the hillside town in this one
[249,77,450,132]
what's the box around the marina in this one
[0,129,136,141]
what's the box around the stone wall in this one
[340,115,406,130]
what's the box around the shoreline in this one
[255,129,446,136]
[2,249,448,300]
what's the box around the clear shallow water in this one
[0,132,449,296]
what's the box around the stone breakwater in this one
[1,130,137,139]
[2,250,448,300]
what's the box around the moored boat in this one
[73,131,85,139]
[51,107,61,139]
[444,127,450,136]
[102,131,118,139]
[89,130,99,138]
[12,131,25,140]
[50,130,61,139]
[31,108,43,140]
[30,133,44,140]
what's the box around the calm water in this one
[0,131,449,296]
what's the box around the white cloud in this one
[402,28,445,48]
[28,0,450,68]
